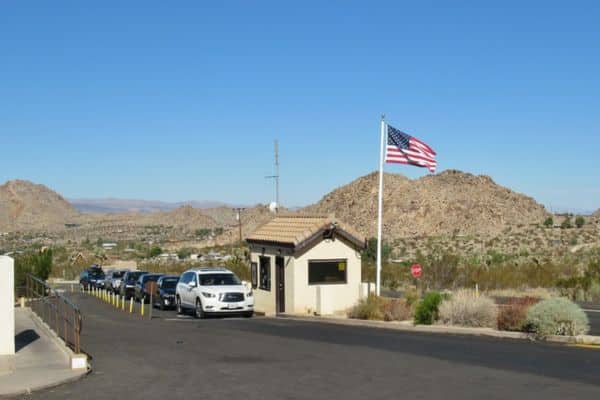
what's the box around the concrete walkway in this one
[0,308,87,397]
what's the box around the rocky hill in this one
[303,170,550,239]
[593,209,600,218]
[0,180,80,231]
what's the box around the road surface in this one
[18,293,600,400]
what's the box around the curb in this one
[0,368,91,399]
[277,314,600,345]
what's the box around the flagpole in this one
[376,114,386,297]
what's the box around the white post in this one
[376,115,386,297]
[0,256,15,355]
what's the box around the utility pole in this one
[234,207,245,243]
[265,139,280,213]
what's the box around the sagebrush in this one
[438,290,498,328]
[525,298,589,338]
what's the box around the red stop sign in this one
[411,263,422,278]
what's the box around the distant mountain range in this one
[69,198,239,213]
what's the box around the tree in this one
[148,246,163,258]
[561,217,572,229]
[543,216,554,227]
[14,248,53,289]
[362,237,392,263]
[575,216,585,229]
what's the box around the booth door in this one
[275,256,285,314]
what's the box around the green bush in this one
[438,290,498,328]
[413,292,442,325]
[525,298,589,338]
[348,295,386,320]
[543,217,554,227]
[575,216,585,228]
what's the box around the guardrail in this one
[24,274,82,353]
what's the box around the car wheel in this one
[176,297,183,314]
[195,298,205,319]
[243,311,253,318]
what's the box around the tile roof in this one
[246,214,364,250]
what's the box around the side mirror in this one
[189,281,197,288]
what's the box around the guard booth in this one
[246,215,366,316]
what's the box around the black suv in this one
[119,271,148,300]
[79,265,105,290]
[152,275,179,310]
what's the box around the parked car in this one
[106,269,128,293]
[152,275,180,310]
[175,267,253,318]
[134,273,163,303]
[79,266,105,290]
[119,271,148,300]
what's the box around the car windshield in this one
[89,270,104,278]
[113,271,126,278]
[143,275,161,283]
[199,273,240,286]
[127,272,145,282]
[161,279,178,289]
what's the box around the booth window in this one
[250,262,258,289]
[308,259,347,285]
[259,256,271,291]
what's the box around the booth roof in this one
[246,214,365,250]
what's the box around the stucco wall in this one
[292,239,362,315]
[249,245,294,316]
[250,239,362,316]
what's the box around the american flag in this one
[385,125,437,173]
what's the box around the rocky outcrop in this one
[303,170,549,238]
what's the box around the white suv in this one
[175,267,254,318]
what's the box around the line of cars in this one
[79,265,254,318]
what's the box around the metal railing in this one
[24,274,83,353]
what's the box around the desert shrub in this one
[497,297,539,331]
[414,292,443,325]
[543,217,553,227]
[575,216,585,228]
[586,281,600,302]
[404,287,419,306]
[382,299,412,321]
[525,298,589,338]
[348,295,386,320]
[438,290,498,328]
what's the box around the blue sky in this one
[1,1,599,211]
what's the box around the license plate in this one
[228,303,240,309]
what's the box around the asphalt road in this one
[16,293,600,400]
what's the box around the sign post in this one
[411,263,422,296]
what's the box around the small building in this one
[102,243,118,250]
[246,215,366,316]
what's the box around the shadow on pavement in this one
[15,329,40,352]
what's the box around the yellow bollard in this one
[122,295,125,311]
[129,297,134,313]
[115,294,119,307]
[141,301,144,317]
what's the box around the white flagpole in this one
[376,114,386,297]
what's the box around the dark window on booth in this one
[259,257,271,291]
[308,260,347,285]
[251,262,258,289]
